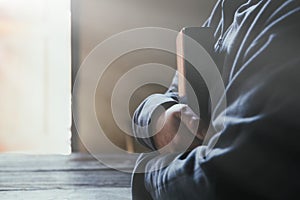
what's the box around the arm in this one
[132,72,180,150]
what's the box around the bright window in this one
[0,0,71,154]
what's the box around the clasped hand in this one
[151,104,208,153]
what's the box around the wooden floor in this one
[0,153,137,200]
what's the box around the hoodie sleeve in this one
[133,1,300,199]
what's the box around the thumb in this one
[180,105,207,140]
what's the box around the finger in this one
[180,105,207,140]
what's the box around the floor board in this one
[0,154,137,199]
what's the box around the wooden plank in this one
[0,153,137,171]
[0,188,131,200]
[0,154,135,199]
[0,170,131,190]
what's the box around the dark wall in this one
[71,0,217,152]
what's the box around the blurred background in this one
[0,0,71,154]
[0,0,216,154]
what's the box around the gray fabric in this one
[132,0,300,199]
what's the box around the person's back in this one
[132,0,300,199]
